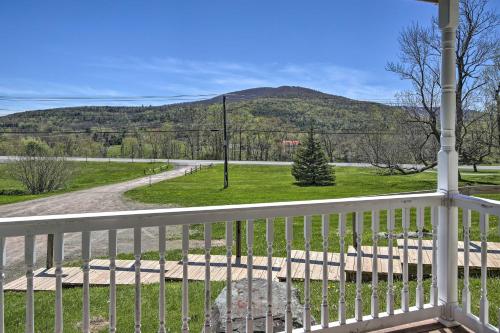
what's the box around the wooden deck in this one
[5,242,500,291]
[369,319,473,333]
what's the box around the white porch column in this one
[436,0,459,323]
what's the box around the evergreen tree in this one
[291,128,335,186]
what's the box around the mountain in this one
[0,86,399,133]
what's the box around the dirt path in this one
[1,165,212,282]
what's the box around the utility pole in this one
[222,95,242,264]
[223,95,229,189]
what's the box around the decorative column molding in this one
[436,0,460,323]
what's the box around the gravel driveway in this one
[1,165,216,282]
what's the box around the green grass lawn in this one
[4,277,499,332]
[3,165,499,331]
[126,165,500,205]
[0,161,170,205]
[125,165,500,250]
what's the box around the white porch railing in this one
[0,192,499,333]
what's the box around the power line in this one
[0,93,219,102]
[0,128,401,135]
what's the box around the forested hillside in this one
[0,86,396,132]
[0,86,402,162]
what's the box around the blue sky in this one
[0,0,442,113]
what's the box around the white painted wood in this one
[304,215,312,332]
[204,223,211,333]
[416,207,424,310]
[134,227,142,333]
[159,225,166,333]
[82,231,91,333]
[371,210,380,318]
[387,209,395,315]
[25,235,36,333]
[182,224,189,333]
[246,220,254,333]
[338,213,346,325]
[453,194,500,217]
[437,0,460,323]
[0,237,5,333]
[226,221,233,333]
[401,208,410,313]
[462,209,471,314]
[479,213,489,325]
[453,307,498,333]
[285,217,293,333]
[266,218,274,333]
[0,193,446,238]
[54,232,64,333]
[303,305,442,333]
[321,214,329,328]
[355,212,363,322]
[431,206,438,307]
[108,229,117,333]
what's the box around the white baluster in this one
[285,217,293,333]
[226,221,233,333]
[387,209,395,315]
[81,231,91,333]
[203,224,211,332]
[0,237,5,333]
[401,208,409,313]
[304,216,312,331]
[159,226,166,333]
[479,213,489,325]
[462,209,471,314]
[321,214,329,328]
[109,230,117,333]
[182,225,189,333]
[431,206,438,307]
[416,207,424,310]
[134,227,142,333]
[54,233,64,333]
[371,210,379,318]
[246,220,254,332]
[25,235,36,333]
[355,212,363,322]
[338,213,346,325]
[266,218,274,333]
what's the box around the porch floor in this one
[369,319,473,333]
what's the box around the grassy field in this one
[0,161,170,205]
[3,165,500,331]
[4,277,499,332]
[126,164,500,205]
[126,165,500,249]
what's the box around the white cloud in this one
[0,57,404,113]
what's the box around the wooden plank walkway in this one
[346,246,402,281]
[396,239,500,272]
[5,242,500,291]
[276,250,342,281]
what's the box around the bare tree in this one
[386,0,499,172]
[10,140,72,194]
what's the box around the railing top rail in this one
[0,192,444,237]
[453,193,500,216]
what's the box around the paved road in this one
[0,165,226,282]
[1,155,499,170]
